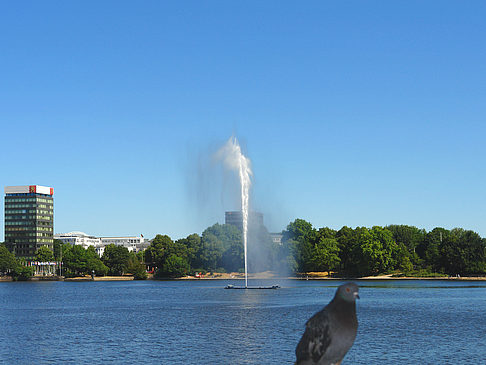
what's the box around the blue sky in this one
[1,1,485,240]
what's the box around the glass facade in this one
[4,192,54,258]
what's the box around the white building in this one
[270,233,283,245]
[54,231,101,248]
[54,232,149,256]
[100,236,146,252]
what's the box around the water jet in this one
[218,137,279,290]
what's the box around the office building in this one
[4,185,54,257]
[225,211,264,232]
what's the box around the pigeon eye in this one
[345,288,350,292]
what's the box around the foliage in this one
[386,225,425,266]
[439,228,486,275]
[198,224,243,272]
[11,264,34,281]
[62,244,108,277]
[310,237,341,273]
[35,246,54,262]
[0,244,18,274]
[53,239,63,260]
[142,221,486,278]
[350,226,399,276]
[127,252,147,280]
[86,246,109,276]
[176,234,202,269]
[157,254,190,278]
[102,244,130,275]
[281,219,316,272]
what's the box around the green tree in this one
[62,244,87,277]
[205,224,243,272]
[310,237,341,273]
[85,246,108,276]
[102,244,130,275]
[386,225,425,267]
[350,226,399,276]
[336,226,358,274]
[439,228,486,275]
[176,233,202,269]
[145,234,190,276]
[282,219,314,243]
[393,243,413,273]
[199,230,225,271]
[127,252,147,280]
[158,254,190,278]
[418,227,450,272]
[10,263,34,281]
[0,244,18,275]
[53,239,63,260]
[35,246,54,262]
[281,219,315,273]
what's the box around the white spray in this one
[217,137,252,288]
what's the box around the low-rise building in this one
[54,232,149,256]
[270,233,283,245]
[100,236,147,252]
[54,231,101,249]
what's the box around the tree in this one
[418,227,450,272]
[439,228,486,275]
[386,225,425,267]
[0,244,18,275]
[53,239,63,260]
[102,244,130,275]
[350,226,399,276]
[176,233,202,269]
[85,246,108,276]
[62,244,88,277]
[282,219,314,245]
[310,237,341,273]
[282,219,315,273]
[199,230,225,271]
[158,254,190,278]
[127,252,147,280]
[10,264,34,281]
[336,226,357,274]
[145,234,190,277]
[35,246,54,262]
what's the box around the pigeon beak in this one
[354,292,360,300]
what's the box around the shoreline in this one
[1,273,486,282]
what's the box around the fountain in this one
[218,137,279,290]
[217,137,251,287]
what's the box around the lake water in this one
[1,279,485,364]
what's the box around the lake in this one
[1,279,485,364]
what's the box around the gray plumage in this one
[295,282,359,365]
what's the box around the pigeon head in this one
[336,282,360,302]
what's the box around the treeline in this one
[0,244,35,280]
[281,219,486,277]
[58,242,147,279]
[0,242,147,280]
[144,223,284,278]
[144,219,486,278]
[2,219,486,280]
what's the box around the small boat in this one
[225,285,280,290]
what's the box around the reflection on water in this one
[1,279,485,364]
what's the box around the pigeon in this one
[295,282,359,365]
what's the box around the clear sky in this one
[1,1,485,241]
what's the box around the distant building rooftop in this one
[5,185,53,196]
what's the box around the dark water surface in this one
[1,279,485,364]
